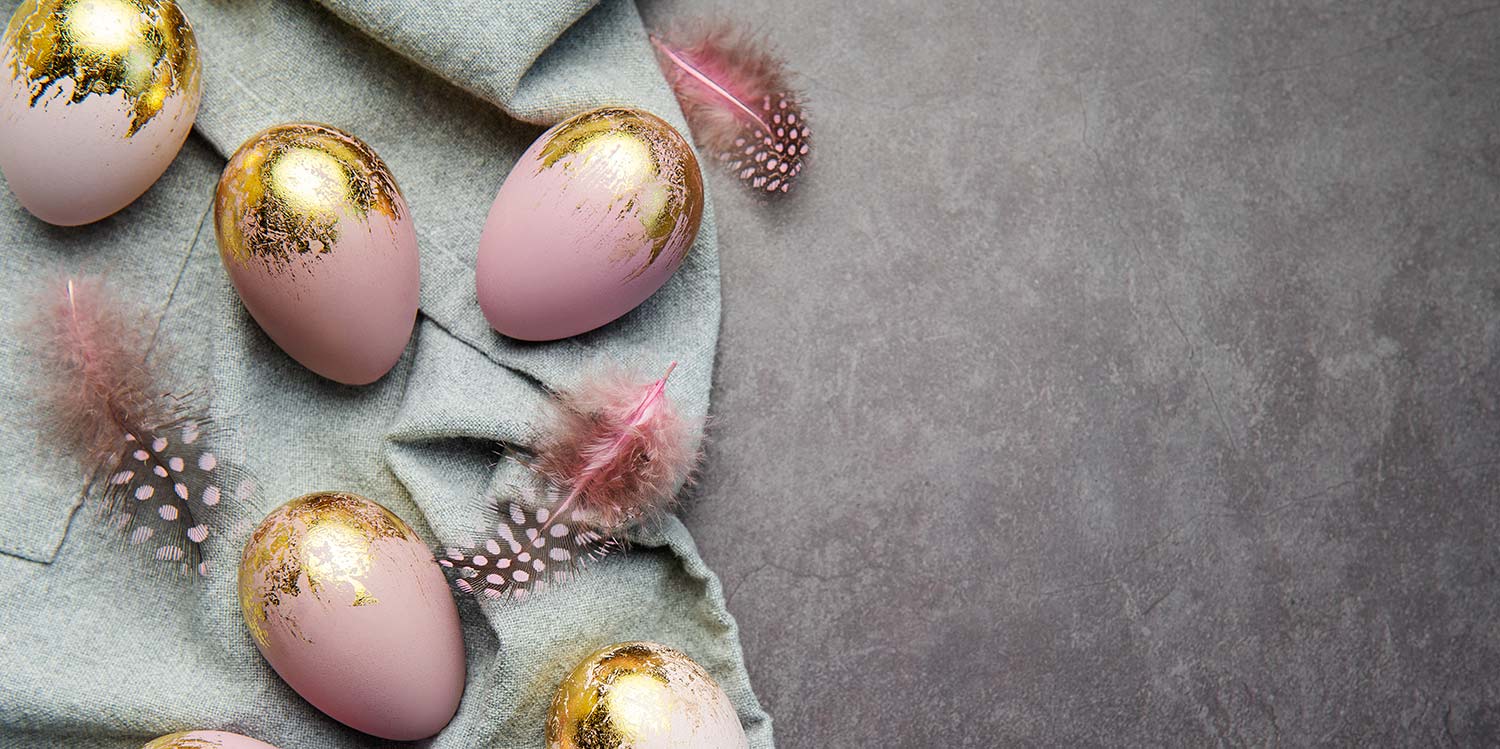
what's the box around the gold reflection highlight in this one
[604,672,674,740]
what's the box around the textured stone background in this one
[641,0,1500,745]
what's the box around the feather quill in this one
[651,21,810,194]
[34,277,250,577]
[442,363,700,600]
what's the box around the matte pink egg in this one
[476,107,704,341]
[214,123,419,385]
[0,0,201,226]
[143,731,282,749]
[238,492,465,741]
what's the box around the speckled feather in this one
[440,480,620,601]
[444,364,699,601]
[33,278,252,577]
[651,21,810,194]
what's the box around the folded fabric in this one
[0,0,772,746]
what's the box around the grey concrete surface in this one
[640,0,1500,745]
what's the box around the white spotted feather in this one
[441,478,618,601]
[96,407,254,577]
[440,365,697,602]
[34,278,254,578]
[652,22,811,194]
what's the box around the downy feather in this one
[443,363,699,600]
[33,277,251,577]
[651,21,810,194]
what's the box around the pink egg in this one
[0,0,201,226]
[214,123,419,385]
[238,492,465,741]
[143,731,281,749]
[476,107,704,341]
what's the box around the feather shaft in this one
[553,360,678,517]
[650,38,772,133]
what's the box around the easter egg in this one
[143,731,281,749]
[237,491,464,741]
[547,641,748,749]
[475,107,703,341]
[0,0,201,225]
[214,123,419,385]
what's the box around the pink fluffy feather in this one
[442,363,700,601]
[33,277,249,577]
[536,362,696,530]
[39,278,162,465]
[651,21,810,194]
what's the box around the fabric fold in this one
[384,323,770,746]
[314,0,600,119]
[0,0,770,745]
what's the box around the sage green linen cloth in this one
[0,0,773,746]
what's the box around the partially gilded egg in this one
[548,641,748,749]
[237,491,464,741]
[215,123,419,385]
[475,107,703,341]
[0,0,201,225]
[142,731,281,749]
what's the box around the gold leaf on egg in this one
[236,492,416,648]
[215,123,405,271]
[547,642,748,749]
[4,0,199,136]
[533,108,703,281]
[142,734,223,749]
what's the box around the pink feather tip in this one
[38,278,157,462]
[537,362,698,530]
[651,21,810,195]
[441,363,701,601]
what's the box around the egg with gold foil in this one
[475,107,703,341]
[215,123,419,385]
[0,0,200,225]
[548,641,749,749]
[237,491,465,741]
[142,731,282,749]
